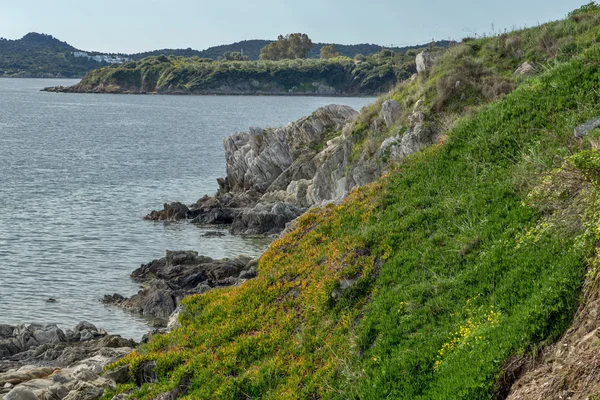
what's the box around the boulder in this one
[399,123,438,158]
[104,252,257,321]
[380,123,439,162]
[408,111,426,127]
[134,361,157,386]
[574,116,600,137]
[144,202,189,221]
[73,322,97,333]
[380,100,401,128]
[514,61,536,76]
[416,51,434,75]
[166,306,183,332]
[103,365,130,385]
[3,387,38,400]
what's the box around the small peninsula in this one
[43,50,435,96]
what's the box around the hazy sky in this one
[0,0,589,54]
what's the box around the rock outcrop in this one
[222,105,357,194]
[147,101,439,236]
[0,322,135,400]
[380,100,402,128]
[416,51,434,75]
[103,250,258,321]
[146,105,361,234]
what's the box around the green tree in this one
[320,44,340,59]
[259,33,313,60]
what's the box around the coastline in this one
[42,86,382,97]
[0,97,387,400]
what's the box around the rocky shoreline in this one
[113,97,440,324]
[0,322,135,400]
[103,250,259,321]
[2,62,444,397]
[42,85,378,97]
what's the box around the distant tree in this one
[354,53,367,62]
[380,49,393,58]
[259,33,313,60]
[287,33,312,59]
[320,44,340,59]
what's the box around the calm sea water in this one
[0,78,375,340]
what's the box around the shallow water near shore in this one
[0,78,375,340]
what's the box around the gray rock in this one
[4,387,39,400]
[416,51,434,75]
[222,105,358,194]
[104,251,257,321]
[381,123,439,162]
[408,111,426,127]
[231,202,305,235]
[202,231,226,237]
[380,100,401,128]
[166,306,183,332]
[29,324,66,347]
[574,116,600,137]
[379,136,402,159]
[514,61,536,76]
[0,323,134,400]
[103,365,130,385]
[45,383,70,399]
[399,123,438,158]
[144,202,189,221]
[144,103,386,235]
[73,322,97,333]
[63,381,104,400]
[134,361,157,386]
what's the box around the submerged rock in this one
[144,202,189,221]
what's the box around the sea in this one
[0,78,375,340]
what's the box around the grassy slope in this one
[105,5,600,399]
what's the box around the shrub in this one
[569,2,600,22]
[537,26,559,57]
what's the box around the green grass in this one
[103,5,600,399]
[351,58,600,399]
[104,56,600,400]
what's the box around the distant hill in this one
[130,40,454,61]
[0,33,119,78]
[0,32,451,78]
[129,40,273,61]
